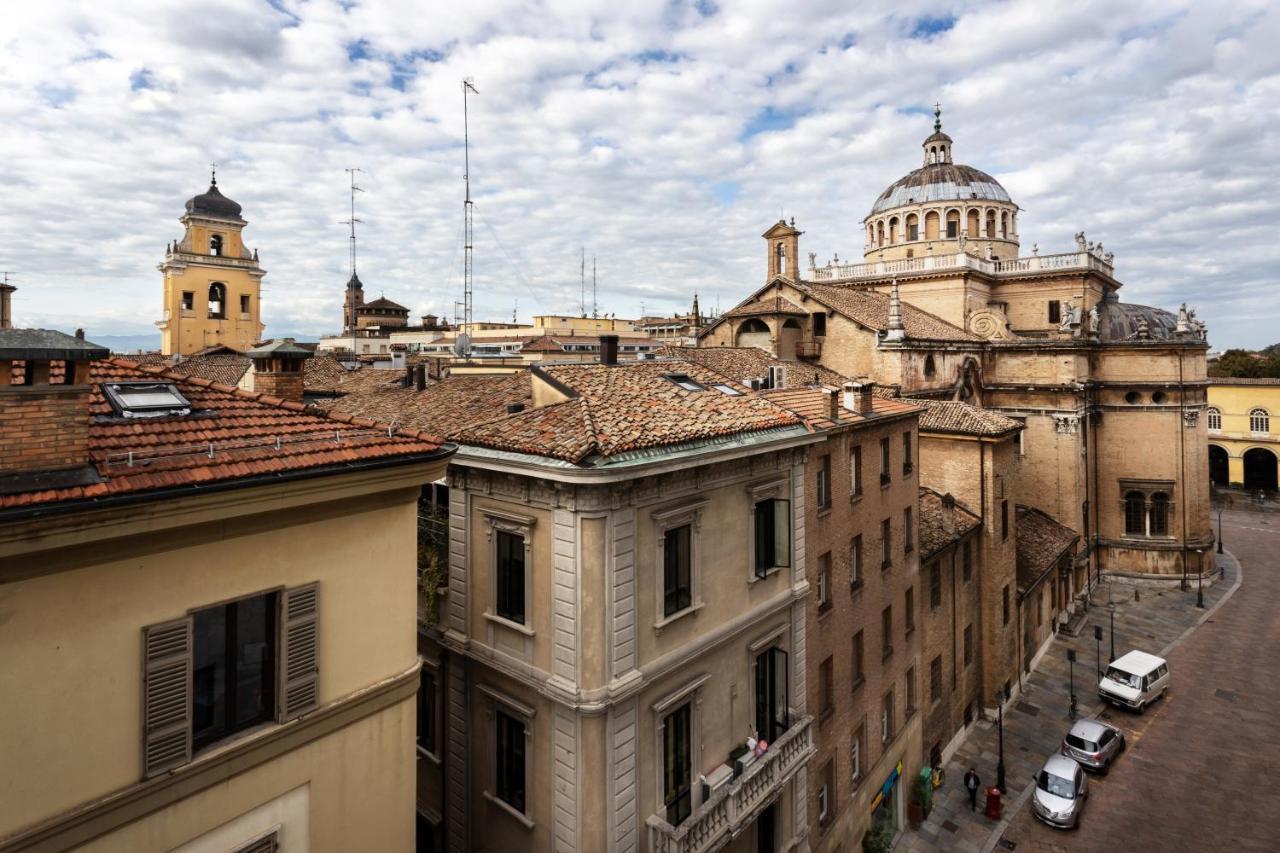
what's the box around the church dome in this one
[1094,293,1179,341]
[870,162,1011,216]
[185,177,243,220]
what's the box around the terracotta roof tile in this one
[800,283,980,342]
[663,345,853,389]
[918,487,982,559]
[909,399,1021,437]
[317,372,532,437]
[759,387,921,431]
[723,295,808,318]
[1015,505,1078,589]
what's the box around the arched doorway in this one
[1243,447,1278,492]
[776,318,802,361]
[735,318,770,350]
[1208,445,1229,487]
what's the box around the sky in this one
[2,0,1278,349]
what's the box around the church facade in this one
[702,109,1212,581]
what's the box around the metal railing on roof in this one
[102,427,396,469]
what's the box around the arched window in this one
[945,210,960,239]
[209,234,223,256]
[1149,493,1170,535]
[1124,491,1146,536]
[924,211,940,241]
[985,210,996,238]
[876,221,885,246]
[888,217,898,245]
[1207,407,1221,431]
[207,282,227,320]
[906,213,919,242]
[924,354,936,378]
[1251,408,1269,434]
[967,209,979,238]
[929,145,937,163]
[776,242,787,276]
[1001,211,1010,237]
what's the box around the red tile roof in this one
[1015,505,1079,590]
[723,295,807,317]
[316,372,532,437]
[910,399,1021,437]
[799,283,980,342]
[664,345,854,390]
[918,487,982,559]
[760,387,921,430]
[0,359,451,515]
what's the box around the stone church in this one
[701,109,1212,581]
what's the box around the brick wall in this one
[250,370,304,403]
[0,386,91,473]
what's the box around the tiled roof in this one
[317,372,532,437]
[760,388,921,431]
[359,296,410,312]
[918,487,982,559]
[1208,377,1280,386]
[303,352,353,393]
[800,283,981,342]
[0,359,451,515]
[520,335,564,353]
[723,295,807,318]
[1015,505,1078,589]
[457,361,802,464]
[909,399,1021,437]
[664,345,853,389]
[166,353,252,387]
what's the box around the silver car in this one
[1061,719,1126,773]
[1031,753,1088,829]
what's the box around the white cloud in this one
[1,0,1277,347]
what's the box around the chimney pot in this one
[829,388,839,421]
[600,334,619,366]
[74,328,85,340]
[415,363,427,391]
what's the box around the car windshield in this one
[1038,771,1076,799]
[1105,666,1142,689]
[1066,734,1098,752]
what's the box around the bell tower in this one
[156,170,266,356]
[763,218,802,281]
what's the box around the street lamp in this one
[1067,649,1078,720]
[994,689,1006,794]
[1216,500,1225,555]
[1108,602,1116,664]
[1093,624,1103,681]
[1196,547,1205,609]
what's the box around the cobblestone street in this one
[896,510,1263,853]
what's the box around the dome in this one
[1094,294,1179,341]
[869,162,1012,216]
[185,180,243,220]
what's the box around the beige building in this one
[1206,378,1280,492]
[701,110,1212,583]
[0,328,453,852]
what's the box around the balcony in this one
[807,248,1114,283]
[647,715,814,853]
[795,339,822,359]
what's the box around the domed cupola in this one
[185,170,244,221]
[922,105,953,165]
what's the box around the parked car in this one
[1031,754,1088,829]
[1061,719,1126,773]
[1098,650,1169,712]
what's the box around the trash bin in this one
[984,786,1002,820]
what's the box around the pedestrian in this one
[964,767,981,811]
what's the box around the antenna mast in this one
[341,167,364,350]
[592,255,598,319]
[580,248,586,318]
[462,78,479,336]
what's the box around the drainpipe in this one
[1179,350,1188,591]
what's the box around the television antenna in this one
[340,168,364,355]
[461,78,479,352]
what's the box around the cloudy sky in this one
[2,0,1277,348]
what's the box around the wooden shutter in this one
[143,617,192,778]
[279,583,319,721]
[233,829,279,853]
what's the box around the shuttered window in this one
[143,618,193,777]
[279,583,320,720]
[232,829,280,853]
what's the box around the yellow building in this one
[157,173,266,355]
[0,328,453,852]
[1206,378,1280,491]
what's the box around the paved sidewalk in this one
[895,553,1240,853]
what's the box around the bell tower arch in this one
[763,218,802,281]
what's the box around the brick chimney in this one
[0,328,107,476]
[247,339,312,403]
[842,381,876,415]
[599,334,619,366]
[828,388,840,421]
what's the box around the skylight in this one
[712,383,743,396]
[664,373,704,392]
[102,382,192,418]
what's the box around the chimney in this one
[843,381,876,415]
[415,363,427,391]
[247,338,312,403]
[828,388,839,421]
[600,334,619,366]
[0,328,107,476]
[506,403,525,414]
[403,365,414,388]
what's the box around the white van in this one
[1098,650,1169,712]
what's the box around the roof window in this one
[664,373,705,392]
[712,383,742,396]
[102,382,192,418]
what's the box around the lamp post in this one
[1216,500,1225,555]
[1094,624,1103,681]
[1196,547,1205,609]
[994,689,1006,794]
[1108,602,1116,664]
[1067,649,1078,719]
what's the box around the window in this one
[852,631,865,688]
[754,498,791,578]
[849,535,863,589]
[496,530,526,624]
[820,656,834,719]
[881,606,893,659]
[905,666,917,716]
[924,354,935,377]
[755,647,789,742]
[711,383,742,396]
[930,655,943,703]
[903,507,914,554]
[880,438,891,486]
[181,291,194,311]
[663,524,692,617]
[814,312,827,337]
[962,540,973,581]
[1150,492,1170,535]
[207,282,227,319]
[851,445,863,496]
[662,702,692,826]
[495,709,528,813]
[1251,408,1269,434]
[192,591,276,749]
[963,624,973,667]
[817,454,831,510]
[880,514,890,568]
[1048,300,1061,325]
[881,689,895,743]
[1002,584,1011,626]
[817,552,832,613]
[946,218,958,239]
[102,381,193,418]
[665,373,704,392]
[1001,500,1009,541]
[1124,491,1146,536]
[929,561,941,609]
[818,759,834,824]
[902,432,913,474]
[240,293,251,314]
[1207,407,1221,431]
[851,722,864,782]
[418,669,438,757]
[904,585,915,634]
[209,234,223,256]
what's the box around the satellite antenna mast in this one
[341,167,364,358]
[580,247,586,318]
[592,255,598,319]
[512,298,518,324]
[461,78,479,351]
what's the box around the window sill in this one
[817,505,833,518]
[817,600,833,619]
[881,561,893,572]
[905,625,915,638]
[654,601,704,630]
[880,476,891,489]
[820,706,835,726]
[484,611,535,637]
[849,579,864,596]
[850,491,863,503]
[905,706,917,720]
[903,464,914,475]
[851,675,866,694]
[749,566,786,584]
[483,791,535,830]
[882,646,893,662]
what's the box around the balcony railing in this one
[808,249,1114,282]
[647,715,814,853]
[795,339,822,358]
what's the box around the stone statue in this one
[1103,251,1114,265]
[1087,305,1100,335]
[1059,299,1077,332]
[1032,243,1039,256]
[1075,231,1087,252]
[808,251,816,269]
[983,243,993,261]
[1135,315,1150,340]
[1094,242,1104,258]
[958,230,967,252]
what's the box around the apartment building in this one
[0,329,453,852]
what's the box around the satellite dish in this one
[453,333,471,357]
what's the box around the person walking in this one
[964,767,981,811]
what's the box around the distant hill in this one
[85,331,323,355]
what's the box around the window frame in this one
[190,589,279,751]
[904,585,915,635]
[1048,299,1061,325]
[817,551,832,614]
[902,431,913,475]
[903,506,914,555]
[852,630,865,690]
[418,665,442,762]
[880,437,891,487]
[881,605,893,660]
[652,674,708,829]
[817,453,832,511]
[483,510,536,634]
[851,444,863,498]
[880,518,893,570]
[819,655,835,721]
[881,688,895,744]
[1251,408,1270,435]
[850,719,865,785]
[849,535,863,590]
[904,665,917,718]
[817,758,834,826]
[750,480,792,580]
[930,655,943,704]
[653,500,707,627]
[1206,407,1221,432]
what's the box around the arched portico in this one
[1208,444,1229,487]
[1243,446,1278,492]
